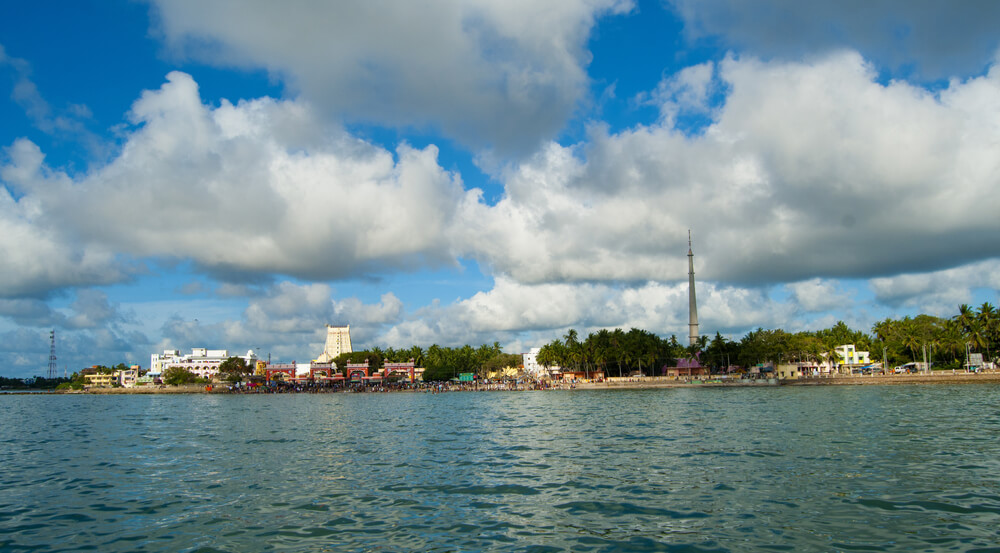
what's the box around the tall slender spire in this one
[687,230,699,347]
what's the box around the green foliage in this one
[217,356,250,382]
[0,376,70,390]
[162,367,198,386]
[480,352,522,376]
[534,327,684,377]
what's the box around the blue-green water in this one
[2,386,999,552]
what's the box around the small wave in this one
[442,484,540,496]
[555,501,709,519]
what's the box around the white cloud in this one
[2,72,469,292]
[869,259,1000,315]
[149,0,632,153]
[455,51,1000,288]
[4,52,999,312]
[787,278,853,313]
[66,290,124,329]
[0,298,66,327]
[0,143,129,298]
[642,61,718,125]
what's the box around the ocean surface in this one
[1,386,999,552]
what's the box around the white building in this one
[149,348,257,380]
[833,344,871,372]
[117,365,141,387]
[523,347,558,379]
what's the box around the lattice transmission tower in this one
[48,330,57,379]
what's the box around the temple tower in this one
[315,324,353,363]
[687,231,699,347]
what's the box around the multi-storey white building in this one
[149,348,257,379]
[834,344,871,372]
[523,347,557,379]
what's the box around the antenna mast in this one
[48,330,57,379]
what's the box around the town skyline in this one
[2,1,999,378]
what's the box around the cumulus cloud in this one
[0,289,128,331]
[869,259,1000,315]
[669,0,1000,80]
[5,53,999,305]
[66,290,125,329]
[0,144,131,298]
[2,72,469,295]
[787,278,853,313]
[0,298,66,328]
[149,0,632,153]
[455,51,1000,287]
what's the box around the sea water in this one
[1,386,999,552]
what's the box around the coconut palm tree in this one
[978,303,996,362]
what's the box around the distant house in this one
[663,356,709,378]
[83,372,115,387]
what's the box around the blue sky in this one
[2,0,999,377]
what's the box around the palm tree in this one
[611,328,625,377]
[823,343,842,375]
[978,303,996,362]
[955,304,976,334]
[902,331,922,364]
[407,346,425,367]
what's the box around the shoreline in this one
[6,371,1000,395]
[581,371,1000,389]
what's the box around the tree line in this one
[263,302,1000,380]
[528,303,999,376]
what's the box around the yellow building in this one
[84,373,115,387]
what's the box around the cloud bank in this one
[4,51,1000,298]
[150,0,632,153]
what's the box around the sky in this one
[2,0,999,378]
